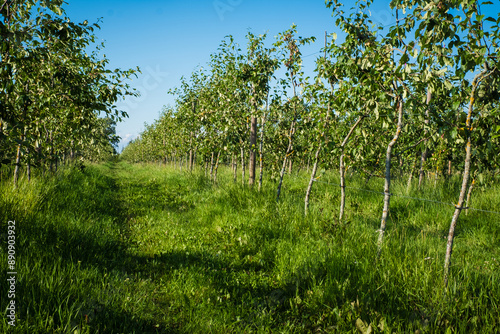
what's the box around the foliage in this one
[0,0,138,180]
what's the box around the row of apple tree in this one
[0,0,137,184]
[121,0,500,287]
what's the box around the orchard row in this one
[122,0,500,287]
[0,0,137,184]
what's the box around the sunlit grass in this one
[0,161,498,333]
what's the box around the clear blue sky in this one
[61,0,405,150]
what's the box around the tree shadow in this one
[5,163,496,333]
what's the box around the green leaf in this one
[450,128,458,139]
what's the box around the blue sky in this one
[61,0,401,150]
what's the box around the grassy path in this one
[1,161,499,333]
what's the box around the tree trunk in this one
[407,154,417,193]
[465,178,475,216]
[339,116,364,223]
[26,146,31,182]
[258,115,266,191]
[443,140,471,288]
[14,128,27,187]
[49,140,54,172]
[232,154,237,183]
[377,99,403,257]
[249,116,257,186]
[13,141,22,187]
[443,71,487,288]
[241,146,245,186]
[304,144,321,215]
[210,152,215,181]
[304,83,332,215]
[189,132,194,172]
[418,89,432,188]
[213,151,221,184]
[37,143,44,176]
[276,120,296,202]
[276,155,288,201]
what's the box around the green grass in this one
[1,161,499,333]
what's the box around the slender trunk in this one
[233,154,237,183]
[434,165,438,187]
[418,89,432,188]
[210,152,215,181]
[213,151,221,184]
[205,159,208,177]
[276,120,296,201]
[288,158,293,175]
[37,143,44,176]
[241,146,245,186]
[189,132,194,172]
[444,140,472,287]
[407,154,417,193]
[258,115,266,191]
[465,178,475,216]
[249,116,257,186]
[49,140,54,172]
[448,160,452,176]
[377,98,404,257]
[193,150,197,170]
[14,127,28,186]
[339,116,364,223]
[189,149,193,171]
[304,77,333,214]
[13,141,22,187]
[304,144,321,215]
[26,147,31,181]
[190,101,197,170]
[276,155,288,201]
[443,71,487,289]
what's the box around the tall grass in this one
[1,161,498,333]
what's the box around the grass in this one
[1,161,499,333]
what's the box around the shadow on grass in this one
[5,163,498,332]
[2,164,185,332]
